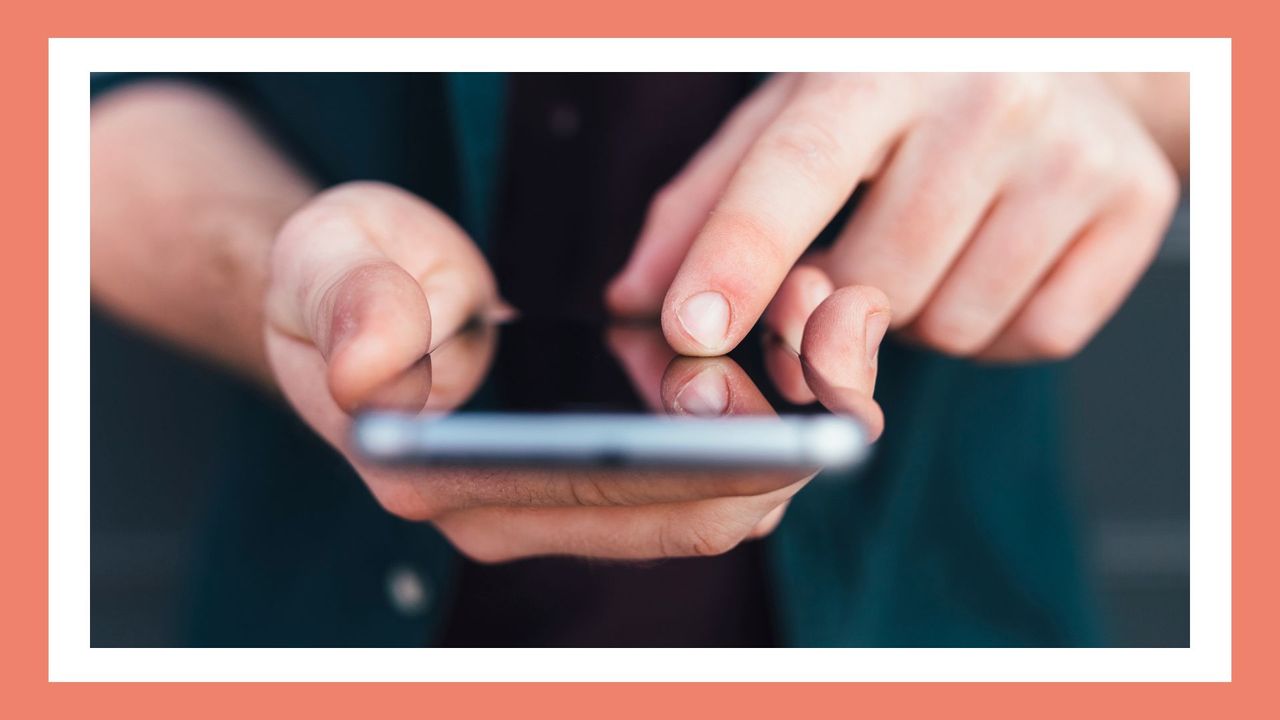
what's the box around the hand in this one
[264,180,504,515]
[429,293,884,562]
[607,73,1181,361]
[267,186,886,561]
[266,181,502,413]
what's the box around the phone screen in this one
[445,317,824,416]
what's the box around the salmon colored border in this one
[6,2,1274,716]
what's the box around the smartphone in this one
[350,318,870,470]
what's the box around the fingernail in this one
[674,366,729,417]
[865,312,890,368]
[677,291,730,351]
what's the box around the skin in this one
[91,80,885,562]
[92,73,1188,562]
[606,73,1188,362]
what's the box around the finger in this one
[264,329,349,446]
[800,286,890,440]
[657,356,817,514]
[266,183,496,411]
[606,75,800,317]
[662,74,918,355]
[354,320,500,415]
[764,263,834,354]
[660,355,775,418]
[376,462,813,523]
[271,237,432,413]
[421,321,499,413]
[760,264,831,404]
[907,170,1107,356]
[264,324,500,526]
[360,353,433,414]
[329,183,498,347]
[978,171,1178,362]
[764,333,816,405]
[434,485,797,562]
[823,77,1045,326]
[749,500,790,539]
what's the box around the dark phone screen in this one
[443,317,820,418]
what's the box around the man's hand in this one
[607,73,1183,361]
[267,193,889,560]
[93,82,890,563]
[265,181,501,414]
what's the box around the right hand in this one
[266,181,888,562]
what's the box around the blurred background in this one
[1065,198,1189,647]
[90,200,1189,649]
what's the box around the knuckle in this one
[759,118,847,187]
[970,73,1050,128]
[1042,137,1117,188]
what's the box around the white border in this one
[50,38,1231,681]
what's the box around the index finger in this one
[661,74,919,356]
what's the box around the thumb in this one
[267,211,433,413]
[267,183,497,413]
[314,260,432,413]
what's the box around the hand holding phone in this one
[270,289,887,562]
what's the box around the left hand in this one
[606,73,1180,361]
